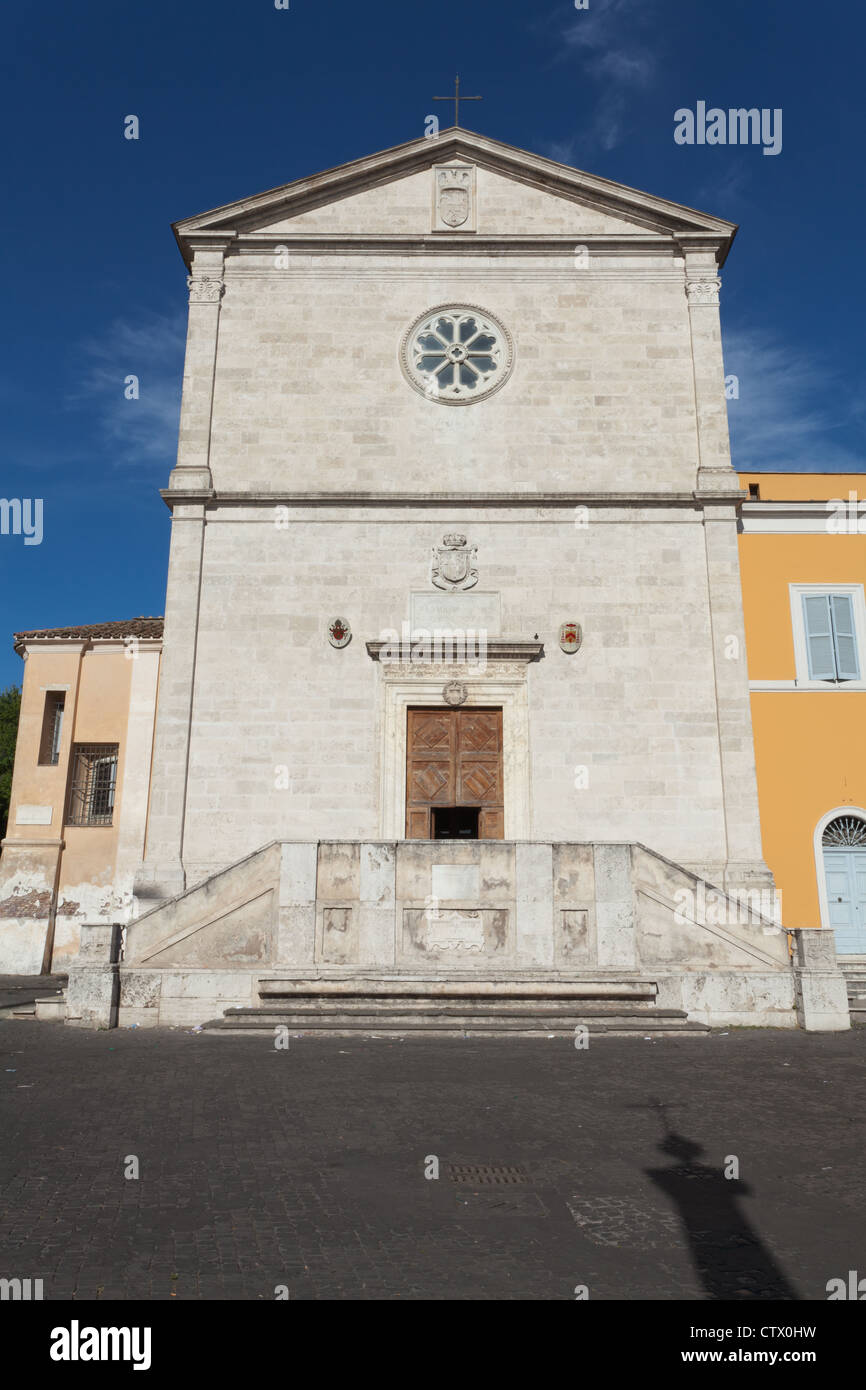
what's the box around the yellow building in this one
[738,473,866,978]
[0,620,162,972]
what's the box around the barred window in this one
[65,744,119,826]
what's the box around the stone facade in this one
[135,129,770,910]
[8,128,845,1030]
[0,629,161,973]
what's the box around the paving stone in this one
[0,1022,864,1299]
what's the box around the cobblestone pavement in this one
[1,1021,864,1301]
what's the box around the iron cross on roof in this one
[434,74,482,127]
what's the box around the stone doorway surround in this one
[366,645,540,840]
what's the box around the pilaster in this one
[134,244,229,904]
[134,502,207,904]
[169,243,228,492]
[702,501,772,886]
[682,245,734,494]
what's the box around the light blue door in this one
[823,848,866,953]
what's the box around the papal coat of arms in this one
[431,533,478,591]
[328,617,352,648]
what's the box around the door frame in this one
[814,804,866,941]
[405,706,504,839]
[378,667,531,840]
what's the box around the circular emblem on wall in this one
[442,680,468,707]
[559,622,582,654]
[400,304,514,406]
[328,618,352,648]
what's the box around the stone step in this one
[34,994,67,1022]
[257,976,658,1001]
[203,1003,709,1036]
[202,972,709,1037]
[204,1017,710,1037]
[226,1007,692,1026]
[249,997,672,1016]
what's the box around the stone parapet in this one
[792,928,851,1032]
[110,839,840,1030]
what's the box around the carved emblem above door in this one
[431,533,478,590]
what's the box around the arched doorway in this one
[820,814,866,954]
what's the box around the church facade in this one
[140,127,765,895]
[0,129,851,1032]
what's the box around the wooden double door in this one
[406,707,504,839]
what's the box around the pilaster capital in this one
[186,274,225,305]
[685,276,721,307]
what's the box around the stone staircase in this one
[0,974,67,1021]
[202,974,711,1038]
[840,960,866,1024]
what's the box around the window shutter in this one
[802,595,837,679]
[830,594,860,680]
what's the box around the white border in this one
[814,804,866,932]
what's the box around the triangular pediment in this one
[173,128,736,262]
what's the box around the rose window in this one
[400,305,513,405]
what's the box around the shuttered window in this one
[38,692,65,765]
[802,594,860,681]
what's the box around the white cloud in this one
[68,310,186,468]
[538,0,657,159]
[723,325,865,473]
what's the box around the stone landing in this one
[56,840,851,1032]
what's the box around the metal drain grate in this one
[448,1164,530,1186]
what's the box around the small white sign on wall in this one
[16,805,53,826]
[432,864,480,901]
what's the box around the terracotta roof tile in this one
[14,617,164,643]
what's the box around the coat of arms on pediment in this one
[431,533,478,590]
[433,164,477,232]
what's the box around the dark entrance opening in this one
[432,806,480,840]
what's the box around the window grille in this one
[38,692,65,766]
[65,744,119,826]
[822,816,866,847]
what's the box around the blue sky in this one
[1,0,864,689]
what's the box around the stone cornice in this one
[230,232,691,260]
[161,488,745,511]
[173,128,736,269]
[14,637,163,656]
[366,639,544,664]
[13,638,88,657]
[0,837,66,850]
[740,499,865,534]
